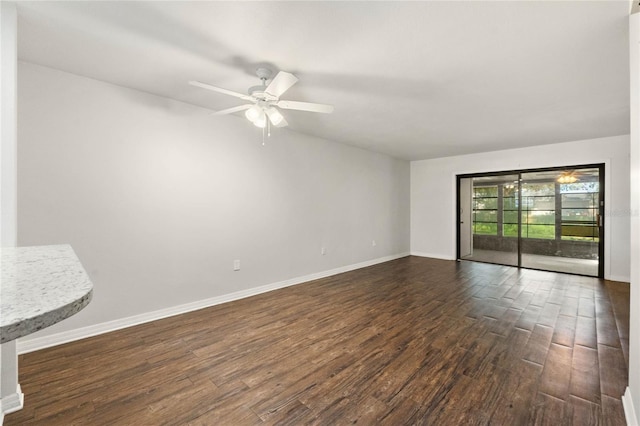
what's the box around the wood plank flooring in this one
[6,256,630,425]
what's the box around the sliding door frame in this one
[456,163,605,278]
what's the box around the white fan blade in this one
[276,116,288,127]
[271,115,288,128]
[265,71,299,98]
[210,104,252,116]
[189,81,254,101]
[277,100,334,114]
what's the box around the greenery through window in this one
[521,183,555,240]
[471,177,599,241]
[502,184,518,237]
[473,186,498,235]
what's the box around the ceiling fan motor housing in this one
[248,86,278,101]
[248,68,277,100]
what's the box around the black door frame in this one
[456,163,605,278]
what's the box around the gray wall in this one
[17,62,410,339]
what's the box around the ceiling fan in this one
[189,68,333,129]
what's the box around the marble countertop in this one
[1,245,93,343]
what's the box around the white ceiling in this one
[16,1,631,161]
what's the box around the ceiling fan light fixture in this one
[253,111,267,128]
[245,104,263,122]
[265,107,284,126]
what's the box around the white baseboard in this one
[607,275,631,283]
[1,384,24,419]
[17,252,410,354]
[623,387,639,426]
[410,251,456,261]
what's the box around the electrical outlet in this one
[233,259,240,271]
[321,247,326,255]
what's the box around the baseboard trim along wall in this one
[608,275,632,283]
[0,385,23,418]
[623,387,639,426]
[410,251,456,261]
[17,252,410,354]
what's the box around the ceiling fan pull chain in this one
[262,125,266,146]
[268,119,271,138]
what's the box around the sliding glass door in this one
[457,164,604,277]
[463,174,520,267]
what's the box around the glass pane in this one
[503,197,518,210]
[521,183,554,196]
[473,222,497,235]
[521,224,555,239]
[523,211,555,225]
[562,208,596,222]
[560,182,599,194]
[520,167,600,277]
[466,174,519,267]
[561,224,599,238]
[562,193,597,209]
[523,196,555,210]
[503,224,518,237]
[474,186,498,197]
[503,211,518,223]
[474,210,497,222]
[474,197,497,210]
[503,188,518,198]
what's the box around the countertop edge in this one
[1,288,93,344]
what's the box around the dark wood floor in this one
[6,256,630,425]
